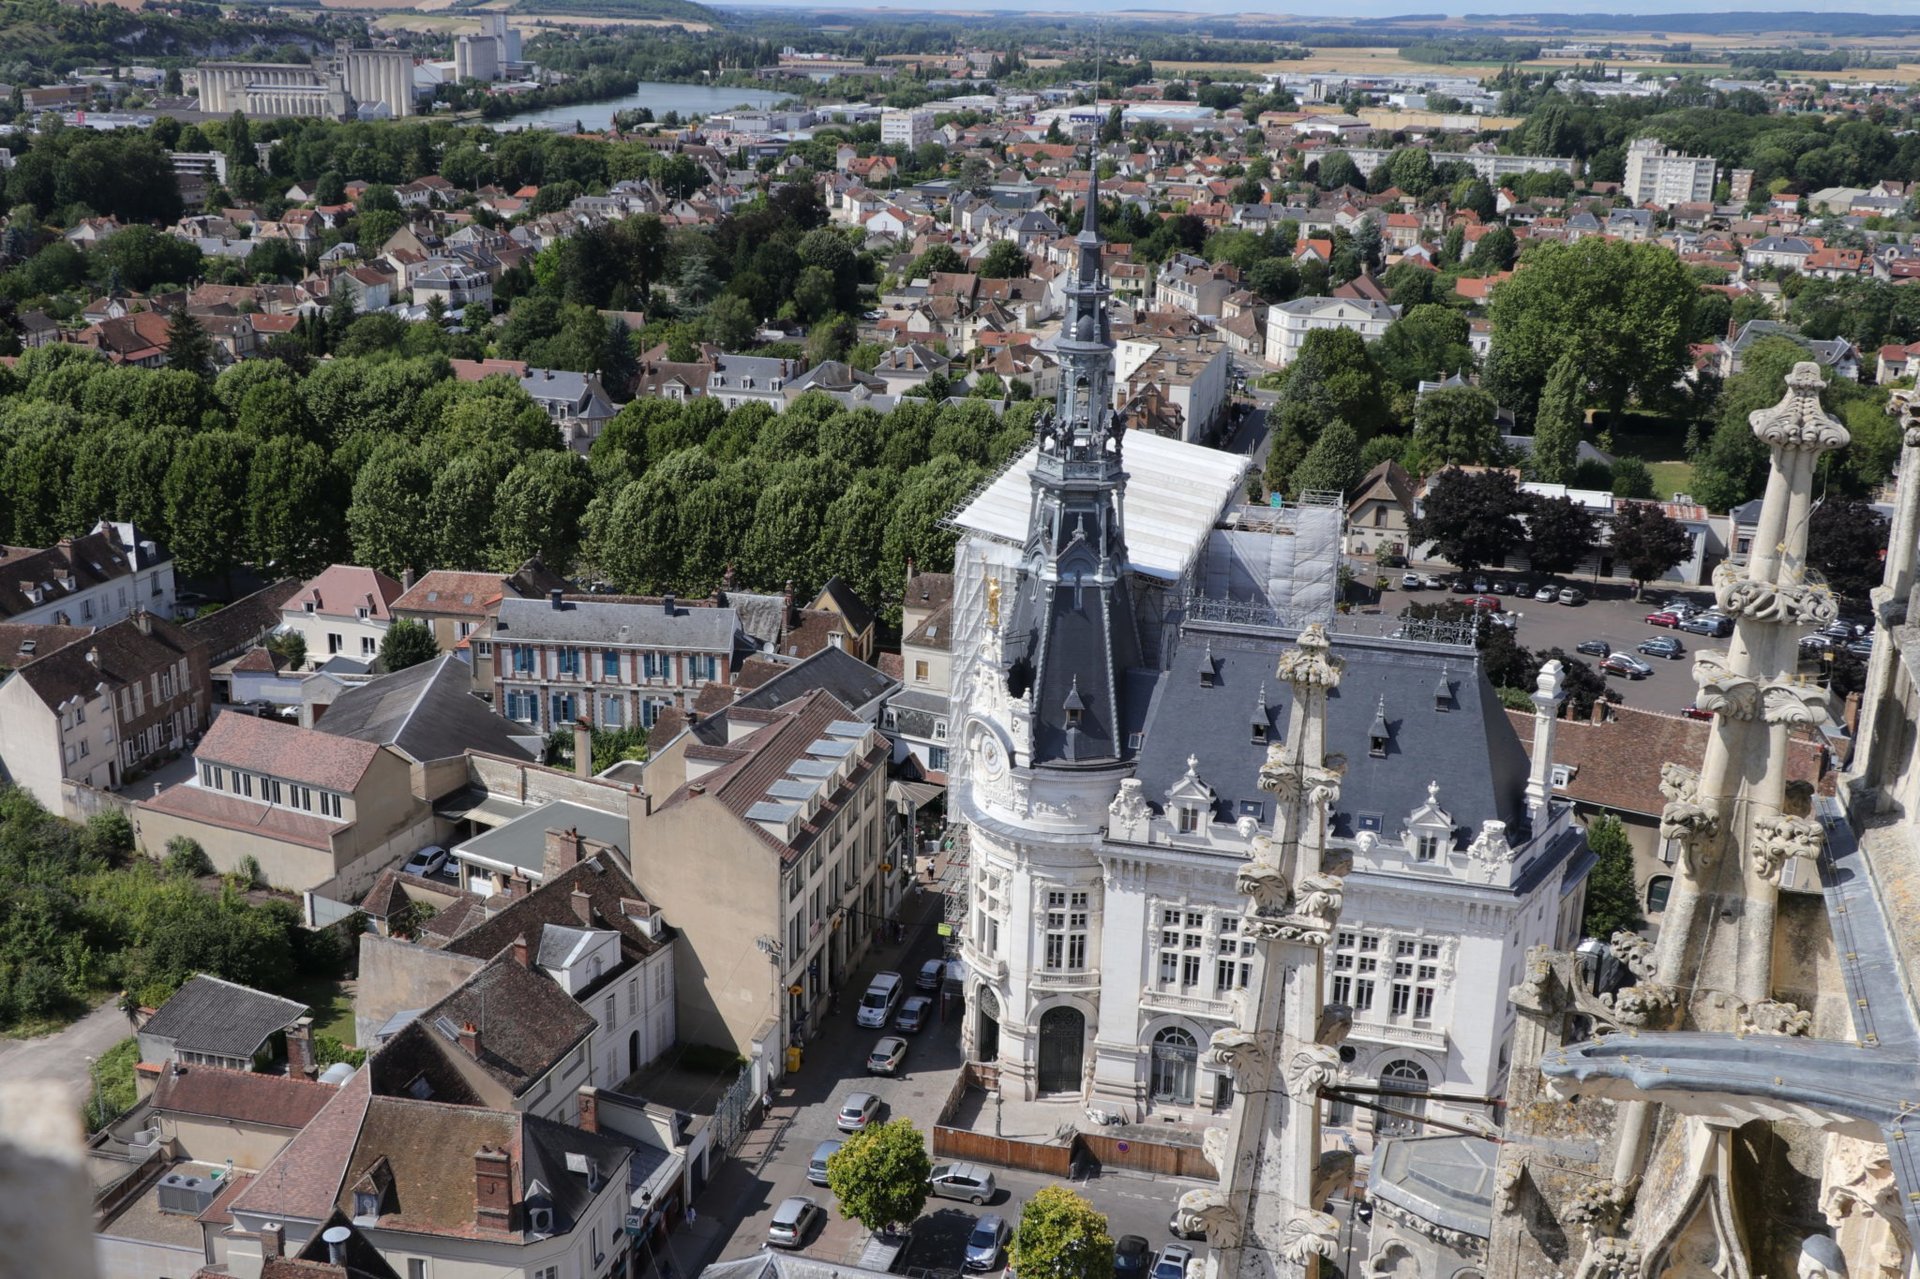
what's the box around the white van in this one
[856,972,903,1028]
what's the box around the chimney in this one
[323,1225,350,1265]
[573,718,592,779]
[1591,697,1609,725]
[783,580,796,626]
[458,1021,481,1059]
[133,609,152,636]
[402,567,416,590]
[544,826,585,879]
[512,934,530,968]
[662,593,675,616]
[86,647,100,666]
[259,1224,283,1260]
[1727,315,1739,341]
[474,1145,512,1232]
[549,587,564,610]
[508,872,532,901]
[286,1016,317,1079]
[570,888,593,926]
[577,1086,599,1134]
[1524,660,1568,818]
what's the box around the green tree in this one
[911,243,965,277]
[1688,339,1809,512]
[1529,354,1585,484]
[705,294,758,350]
[378,619,441,673]
[1525,495,1598,579]
[1409,468,1529,574]
[245,436,339,578]
[1580,814,1646,940]
[165,308,215,378]
[1372,304,1473,391]
[978,239,1029,279]
[492,451,595,573]
[1610,456,1656,499]
[1288,418,1363,497]
[346,445,432,577]
[1009,1186,1115,1279]
[1808,498,1891,602]
[1486,238,1696,424]
[1466,224,1517,272]
[1609,501,1693,599]
[823,1118,931,1237]
[1410,386,1501,469]
[163,430,253,580]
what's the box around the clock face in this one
[971,720,1008,779]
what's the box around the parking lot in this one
[1358,569,1742,717]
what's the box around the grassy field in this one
[1604,415,1696,499]
[283,977,358,1047]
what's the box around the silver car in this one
[806,1139,842,1187]
[768,1196,822,1248]
[965,1214,1009,1270]
[929,1162,998,1204]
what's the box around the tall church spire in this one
[1003,140,1138,769]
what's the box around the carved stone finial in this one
[1276,622,1343,688]
[1282,1044,1340,1101]
[1752,813,1823,883]
[1274,1213,1341,1263]
[1749,361,1850,454]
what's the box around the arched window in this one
[1646,875,1673,913]
[1378,1058,1429,1136]
[1149,1025,1199,1105]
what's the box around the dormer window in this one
[1251,681,1270,743]
[1178,805,1201,834]
[1415,834,1440,862]
[354,1191,380,1220]
[1368,695,1390,758]
[1551,764,1574,790]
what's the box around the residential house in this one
[705,353,796,410]
[1346,460,1418,559]
[1263,295,1399,367]
[873,341,950,396]
[1114,331,1233,443]
[411,258,492,309]
[78,309,174,366]
[142,1061,338,1169]
[885,565,954,780]
[804,578,877,662]
[1877,341,1920,384]
[390,560,567,693]
[280,566,406,672]
[133,712,434,892]
[305,654,541,765]
[18,308,58,347]
[1743,235,1817,273]
[0,609,209,811]
[1717,319,1859,381]
[1154,253,1238,319]
[493,593,751,734]
[520,367,621,452]
[628,689,893,1058]
[135,975,309,1072]
[631,345,714,402]
[0,520,175,627]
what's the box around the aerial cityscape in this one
[0,3,1916,1278]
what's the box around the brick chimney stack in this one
[512,934,530,968]
[458,1021,481,1059]
[286,1016,317,1079]
[543,827,585,880]
[577,1086,599,1134]
[259,1224,283,1260]
[570,888,593,926]
[474,1145,512,1232]
[573,718,593,780]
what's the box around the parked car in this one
[1602,653,1653,679]
[965,1215,1010,1271]
[917,958,946,991]
[1799,633,1834,654]
[1114,1236,1153,1279]
[836,1092,881,1132]
[1557,588,1586,605]
[1450,578,1475,594]
[1681,705,1714,722]
[866,1036,908,1076]
[895,995,932,1033]
[1401,572,1423,590]
[807,1139,842,1187]
[929,1163,998,1204]
[1491,580,1512,595]
[1575,639,1611,658]
[1512,582,1533,598]
[1465,595,1502,611]
[1644,610,1681,628]
[768,1196,823,1248]
[402,845,449,877]
[1421,573,1446,588]
[1824,619,1862,641]
[1638,636,1685,660]
[1489,611,1519,630]
[1679,614,1731,637]
[1377,552,1406,568]
[1847,637,1875,659]
[1152,1244,1196,1279]
[1471,577,1489,593]
[1534,585,1559,602]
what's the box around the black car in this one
[1575,639,1610,658]
[1449,577,1475,594]
[1114,1236,1153,1279]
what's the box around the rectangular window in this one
[1177,806,1200,834]
[408,1260,427,1279]
[601,696,623,727]
[602,650,620,678]
[361,636,377,657]
[914,660,929,681]
[558,647,581,675]
[1416,834,1439,861]
[1353,980,1374,1011]
[513,646,535,675]
[1331,974,1351,1005]
[929,746,949,772]
[1391,984,1411,1017]
[1415,987,1435,1019]
[1180,953,1201,987]
[1161,952,1180,984]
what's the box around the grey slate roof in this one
[521,1111,640,1234]
[454,800,630,877]
[495,596,743,651]
[1128,623,1532,843]
[140,974,309,1060]
[315,654,538,762]
[1372,1134,1496,1238]
[732,645,898,720]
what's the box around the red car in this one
[1465,595,1502,611]
[1681,705,1714,721]
[1644,611,1681,627]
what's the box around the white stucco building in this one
[1263,296,1400,367]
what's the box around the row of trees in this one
[0,789,348,1030]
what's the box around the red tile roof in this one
[138,778,345,850]
[152,1063,338,1130]
[231,1067,371,1221]
[287,565,404,623]
[194,712,383,793]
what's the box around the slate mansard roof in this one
[1128,622,1532,845]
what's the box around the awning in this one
[889,780,947,812]
[433,790,533,829]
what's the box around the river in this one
[490,79,795,132]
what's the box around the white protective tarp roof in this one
[952,433,1248,581]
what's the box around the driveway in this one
[0,1000,133,1104]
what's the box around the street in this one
[710,889,1215,1277]
[0,1000,132,1105]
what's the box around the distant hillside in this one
[0,0,346,69]
[1469,11,1920,37]
[495,0,722,24]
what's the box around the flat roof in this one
[953,434,1247,582]
[452,799,628,876]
